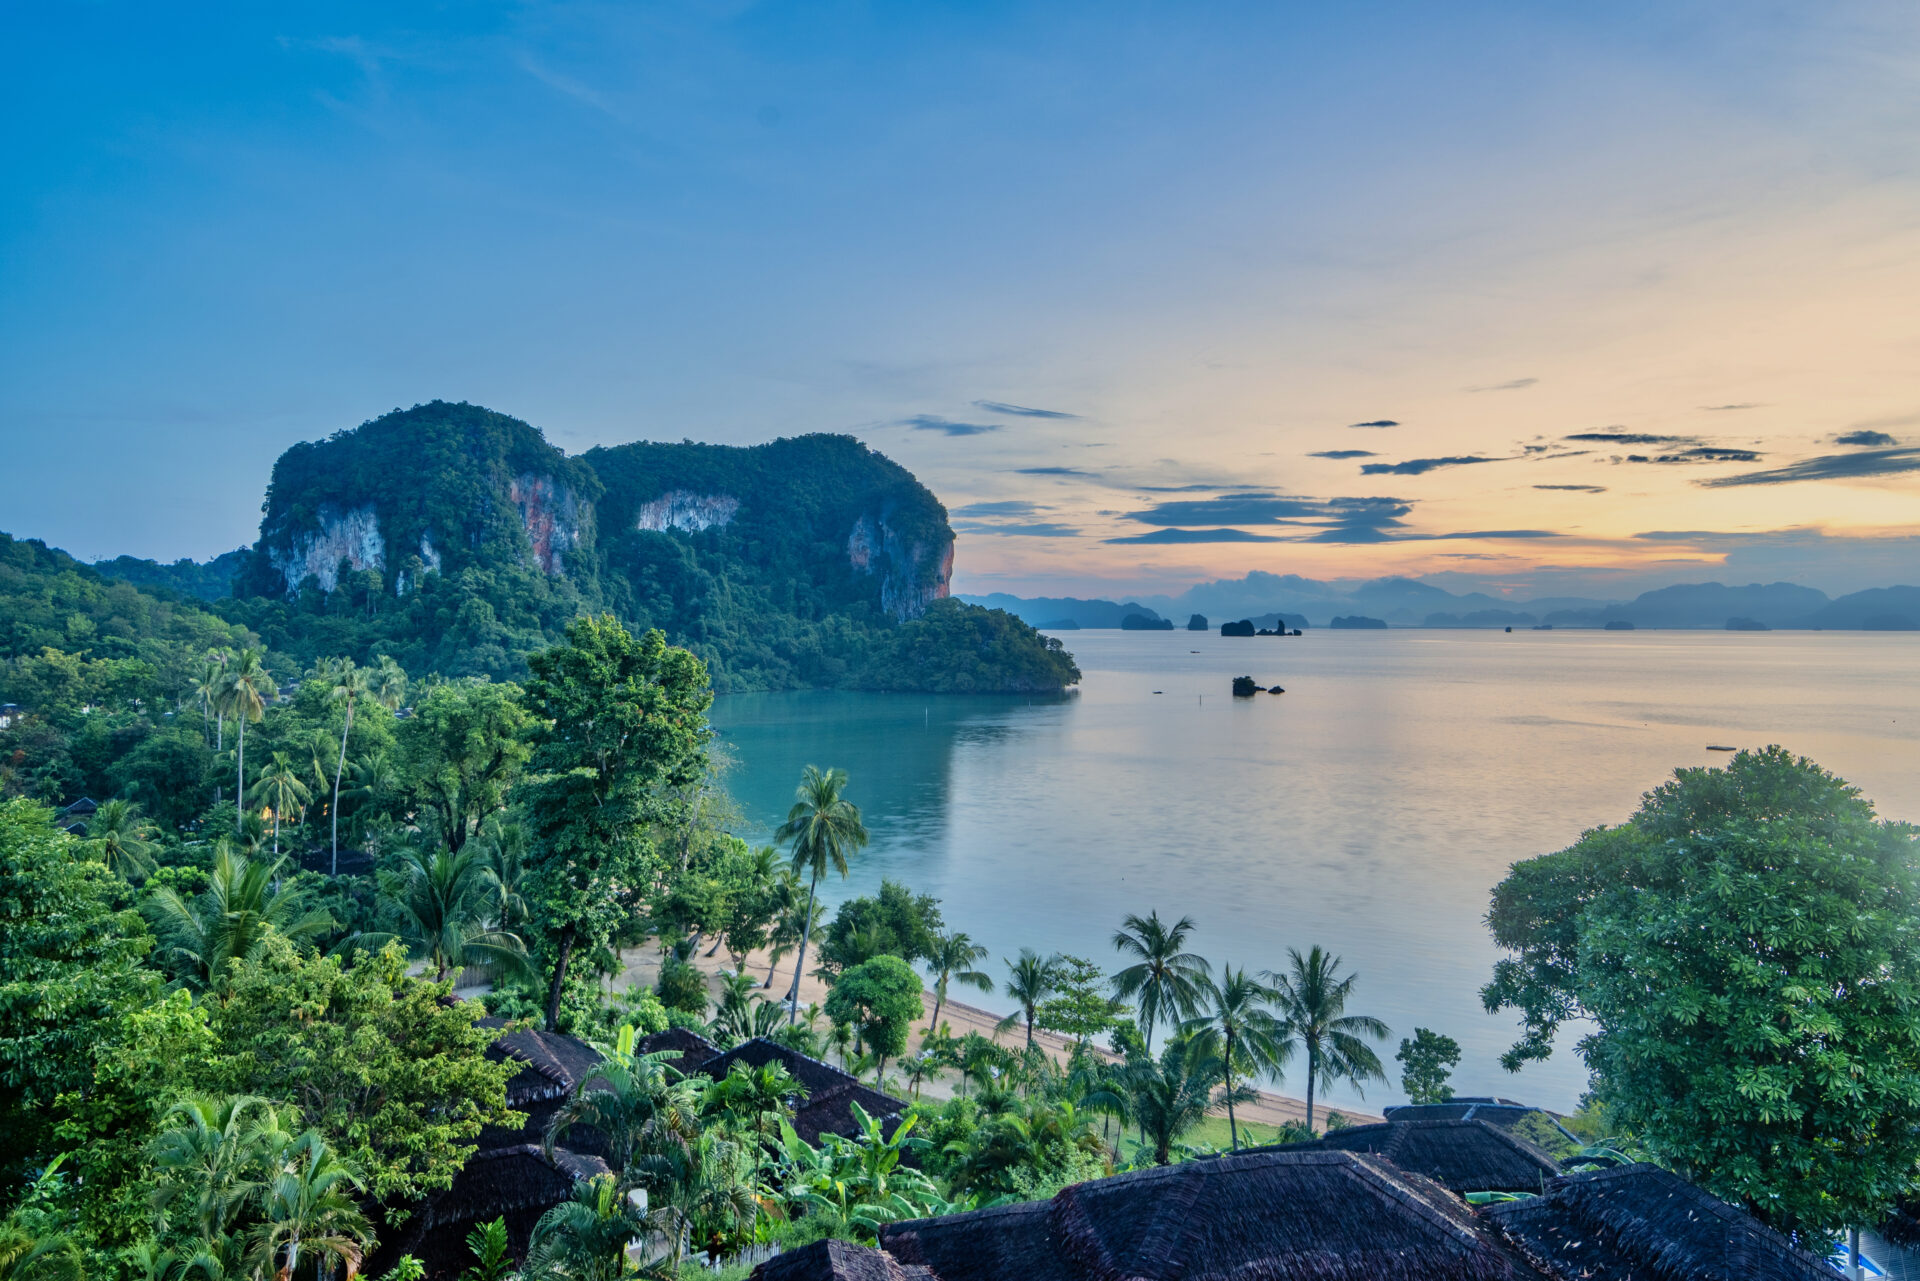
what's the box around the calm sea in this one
[711,628,1920,1114]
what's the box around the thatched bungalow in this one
[365,1144,612,1280]
[874,1149,1546,1281]
[1483,1163,1833,1280]
[696,1038,908,1145]
[1382,1098,1579,1154]
[1270,1118,1563,1195]
[758,1239,937,1281]
[474,1017,609,1148]
[634,1025,722,1077]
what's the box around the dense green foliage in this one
[1483,747,1920,1237]
[816,879,943,977]
[1395,1028,1461,1104]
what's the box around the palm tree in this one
[764,875,822,990]
[1266,945,1390,1133]
[144,844,336,991]
[924,931,993,1035]
[1184,965,1290,1149]
[86,798,159,882]
[995,949,1062,1050]
[149,1094,291,1243]
[319,659,371,876]
[547,1048,697,1177]
[1111,911,1210,1055]
[1125,1033,1224,1165]
[0,1159,82,1281]
[195,650,230,759]
[472,815,531,934]
[366,654,408,713]
[380,844,533,983]
[773,765,868,1021]
[219,649,270,835]
[338,750,402,830]
[246,1130,372,1281]
[523,1175,644,1281]
[247,753,310,855]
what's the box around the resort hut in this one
[1382,1097,1581,1154]
[475,1016,608,1147]
[633,1025,723,1078]
[874,1149,1546,1281]
[1270,1118,1564,1195]
[696,1037,909,1145]
[1482,1163,1833,1280]
[364,1145,613,1281]
[757,1239,938,1281]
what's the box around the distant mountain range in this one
[963,573,1920,631]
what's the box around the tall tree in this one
[1111,911,1210,1054]
[1184,965,1289,1149]
[924,931,993,1034]
[773,765,868,1021]
[320,658,371,876]
[401,680,533,854]
[148,1094,293,1243]
[246,753,310,855]
[1267,946,1389,1133]
[1124,1033,1223,1165]
[520,616,711,1033]
[995,949,1062,1050]
[219,649,270,834]
[245,1129,373,1281]
[1482,747,1920,1237]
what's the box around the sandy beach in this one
[613,940,1381,1131]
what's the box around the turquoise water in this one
[711,629,1920,1113]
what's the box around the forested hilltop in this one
[87,401,1078,695]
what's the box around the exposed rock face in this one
[509,474,589,575]
[269,504,383,596]
[848,512,954,621]
[634,491,740,534]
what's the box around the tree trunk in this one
[785,871,819,1024]
[1305,1045,1317,1133]
[235,719,247,834]
[331,701,352,876]
[930,989,945,1038]
[544,928,577,1032]
[214,712,224,804]
[1225,1028,1239,1150]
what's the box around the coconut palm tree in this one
[924,931,993,1035]
[338,750,403,831]
[319,659,371,876]
[366,654,407,713]
[1184,964,1290,1149]
[144,844,336,991]
[764,874,822,990]
[472,815,530,934]
[219,649,270,835]
[1125,1033,1225,1165]
[380,844,533,983]
[195,650,230,757]
[246,1130,372,1281]
[1111,911,1210,1055]
[246,753,310,855]
[86,798,159,882]
[546,1046,698,1178]
[1266,945,1390,1133]
[773,765,868,1021]
[994,949,1062,1050]
[149,1094,292,1243]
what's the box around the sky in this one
[4,1,1919,600]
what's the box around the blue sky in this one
[4,1,1919,598]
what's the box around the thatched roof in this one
[1269,1119,1562,1195]
[1483,1163,1831,1281]
[476,1017,606,1104]
[878,1148,1548,1281]
[698,1038,908,1145]
[634,1026,722,1078]
[754,1239,936,1281]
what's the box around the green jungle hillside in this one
[76,401,1077,695]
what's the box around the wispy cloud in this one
[1303,526,1562,545]
[1566,431,1691,444]
[1837,429,1897,446]
[1702,403,1758,411]
[1619,447,1762,465]
[953,500,1045,517]
[902,414,998,436]
[953,520,1081,538]
[1105,528,1288,544]
[1310,449,1376,459]
[1360,455,1503,476]
[1468,378,1538,392]
[1535,484,1607,493]
[1349,419,1400,428]
[1698,446,1920,488]
[972,400,1079,419]
[1017,465,1095,477]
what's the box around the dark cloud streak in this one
[973,400,1080,420]
[1698,446,1920,488]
